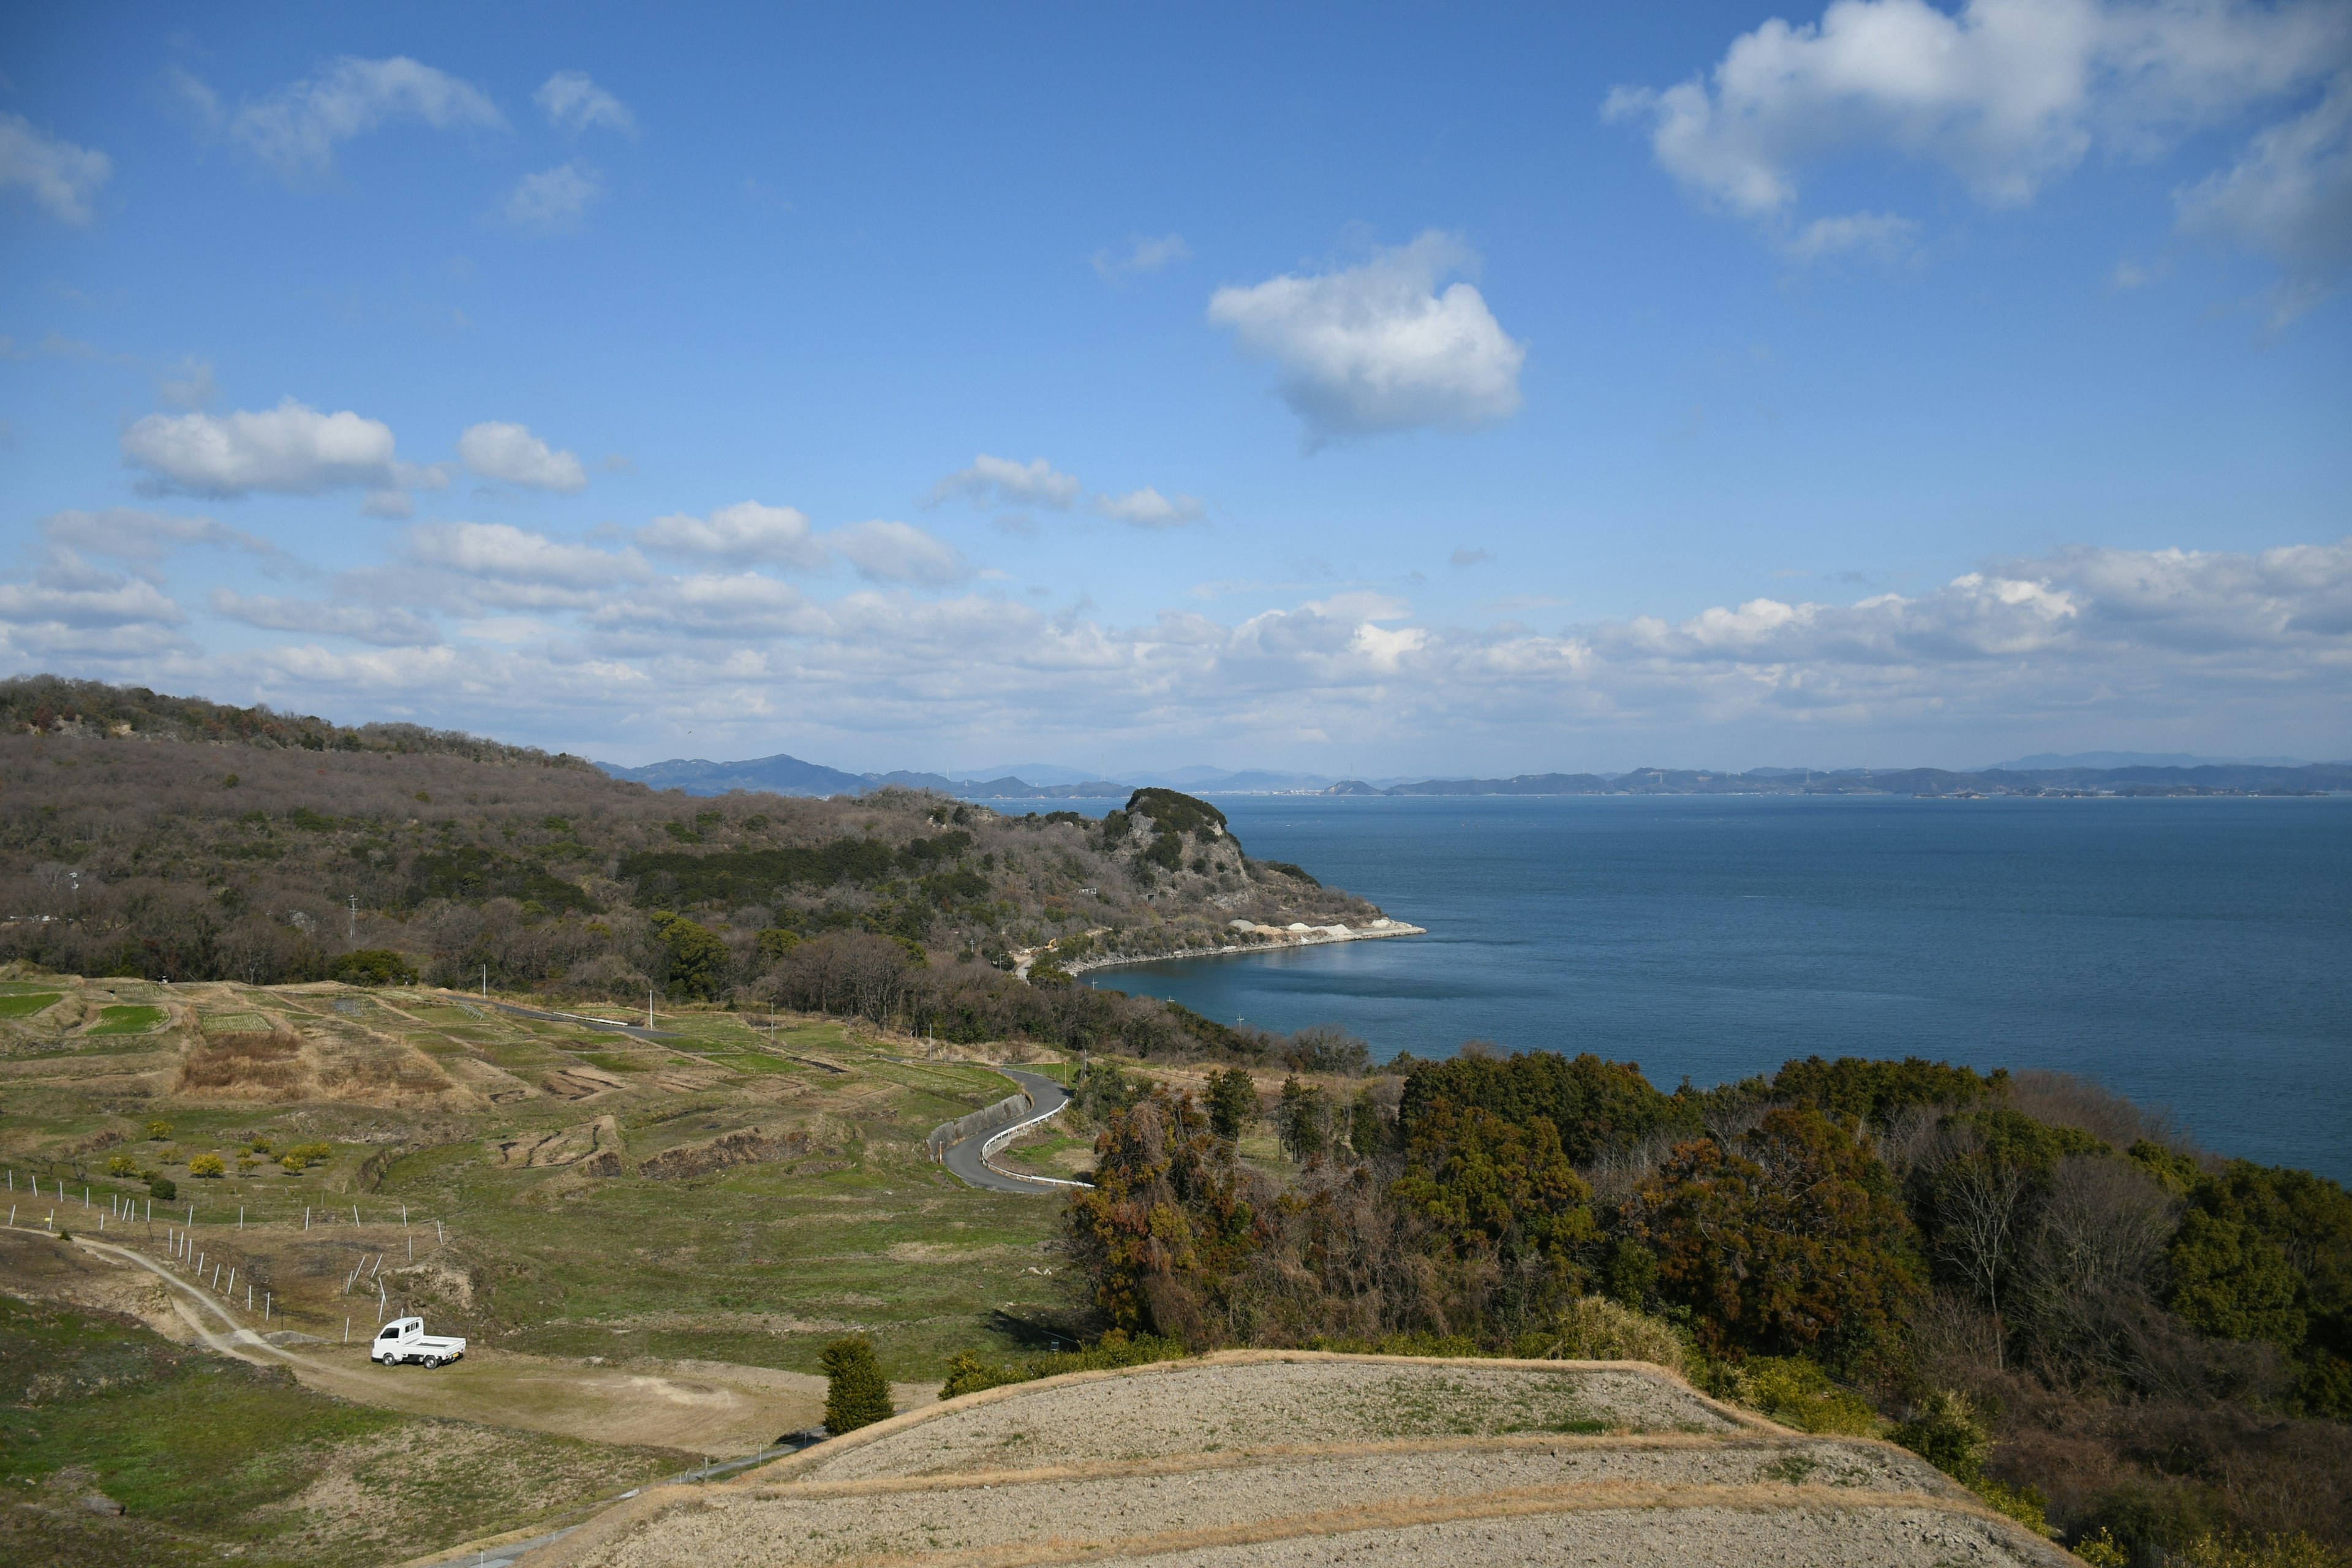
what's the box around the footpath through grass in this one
[0,1292,671,1567]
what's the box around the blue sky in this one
[3,1,2348,773]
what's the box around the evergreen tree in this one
[820,1333,894,1434]
[1207,1067,1257,1141]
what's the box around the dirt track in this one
[1,1227,943,1455]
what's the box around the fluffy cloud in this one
[0,549,189,666]
[37,534,2349,767]
[404,521,641,592]
[1092,488,1204,529]
[1608,0,2352,274]
[39,507,274,561]
[1207,232,1527,442]
[638,502,827,569]
[2176,72,2352,318]
[1091,233,1191,280]
[928,454,1084,510]
[535,72,638,137]
[458,422,587,492]
[502,163,601,230]
[0,111,110,224]
[829,520,968,586]
[208,590,440,647]
[121,399,423,497]
[178,56,505,183]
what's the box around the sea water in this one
[1081,794,2352,1180]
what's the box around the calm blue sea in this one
[1076,795,2352,1181]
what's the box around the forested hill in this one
[0,682,1385,1033]
[1,674,592,772]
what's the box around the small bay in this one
[1082,794,2352,1180]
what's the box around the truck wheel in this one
[422,1355,440,1369]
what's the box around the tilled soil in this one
[1083,1504,2056,1567]
[796,1358,1743,1483]
[567,1437,1966,1567]
[521,1357,2074,1568]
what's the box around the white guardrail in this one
[978,1085,1092,1189]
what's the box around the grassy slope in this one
[0,1292,672,1567]
[0,973,1074,1380]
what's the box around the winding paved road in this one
[943,1068,1075,1195]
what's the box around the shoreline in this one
[1042,919,1427,980]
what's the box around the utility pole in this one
[481,963,488,998]
[646,986,655,1030]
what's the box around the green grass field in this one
[0,993,61,1019]
[1,980,1084,1400]
[0,1293,671,1567]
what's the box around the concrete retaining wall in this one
[927,1092,1030,1159]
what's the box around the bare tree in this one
[1934,1145,2029,1370]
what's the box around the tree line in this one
[1059,1048,2352,1562]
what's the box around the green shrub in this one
[940,1349,1023,1400]
[1710,1355,1881,1435]
[1891,1387,1991,1482]
[2174,1531,2352,1568]
[146,1175,176,1200]
[1972,1476,2052,1537]
[1518,1295,1687,1373]
[940,1332,1187,1400]
[820,1334,893,1435]
[334,949,418,987]
[2074,1529,2130,1567]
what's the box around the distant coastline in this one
[597,752,2352,802]
[1023,918,1428,981]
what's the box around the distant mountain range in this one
[1329,764,2351,797]
[1986,750,2313,770]
[593,755,1356,799]
[595,752,2352,801]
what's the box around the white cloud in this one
[828,520,968,586]
[1091,488,1204,529]
[209,589,440,646]
[404,521,641,592]
[120,399,414,497]
[2176,71,2352,319]
[639,501,827,569]
[928,454,1084,510]
[1091,233,1191,280]
[1608,0,2352,268]
[535,72,638,137]
[186,56,505,183]
[1207,232,1527,442]
[39,507,274,561]
[503,163,601,230]
[590,573,815,641]
[1781,209,1920,262]
[40,534,2350,769]
[0,550,187,666]
[458,421,588,492]
[0,111,110,224]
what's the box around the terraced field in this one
[523,1355,2078,1568]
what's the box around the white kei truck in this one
[370,1316,467,1368]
